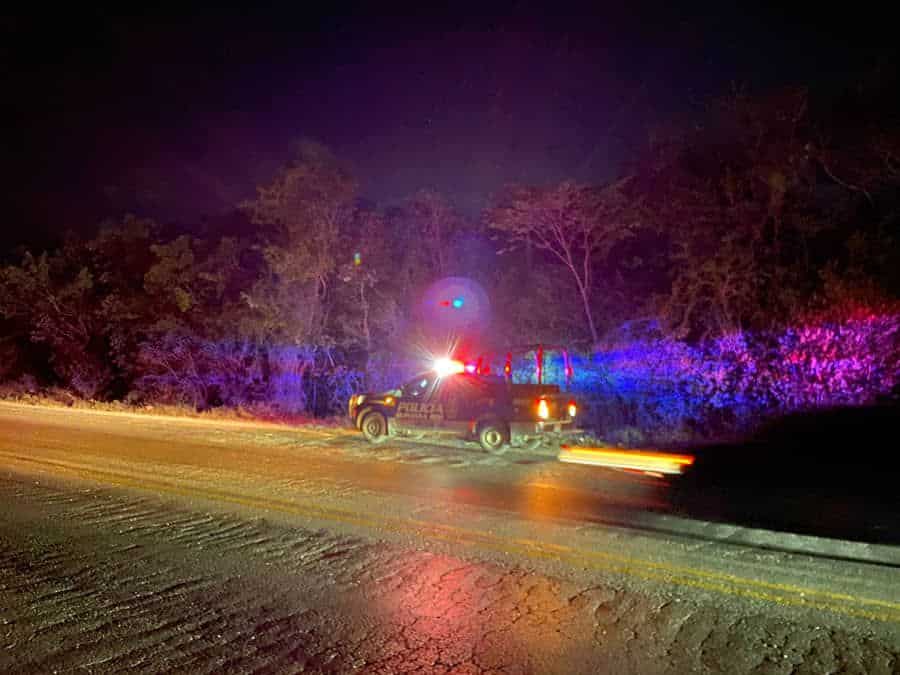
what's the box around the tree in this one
[491,260,584,345]
[144,235,197,314]
[241,140,357,344]
[384,190,479,306]
[84,216,158,389]
[142,234,248,336]
[401,190,465,277]
[643,87,822,339]
[489,179,641,345]
[0,249,108,396]
[331,208,403,352]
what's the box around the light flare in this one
[558,446,695,475]
[433,357,465,377]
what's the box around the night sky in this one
[2,3,895,250]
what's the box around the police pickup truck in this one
[348,358,579,454]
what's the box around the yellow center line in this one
[2,450,898,624]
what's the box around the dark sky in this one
[1,2,896,250]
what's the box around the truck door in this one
[394,373,443,432]
[437,377,475,435]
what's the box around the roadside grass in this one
[0,385,348,429]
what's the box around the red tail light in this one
[567,401,577,417]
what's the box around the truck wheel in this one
[478,423,507,454]
[361,411,388,444]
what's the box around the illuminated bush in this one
[568,311,900,443]
[133,335,267,409]
[766,314,900,409]
[51,308,900,429]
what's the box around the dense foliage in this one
[2,79,899,441]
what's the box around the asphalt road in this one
[0,401,898,673]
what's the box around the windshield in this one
[401,373,433,399]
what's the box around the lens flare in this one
[419,276,491,333]
[434,357,465,377]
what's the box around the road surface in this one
[0,401,898,673]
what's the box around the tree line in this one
[2,78,898,425]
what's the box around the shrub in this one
[566,310,900,444]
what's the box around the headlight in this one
[537,399,549,420]
[568,402,577,417]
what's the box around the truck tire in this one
[478,422,507,454]
[361,411,388,444]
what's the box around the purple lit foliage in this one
[541,313,900,444]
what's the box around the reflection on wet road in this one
[1,402,899,672]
